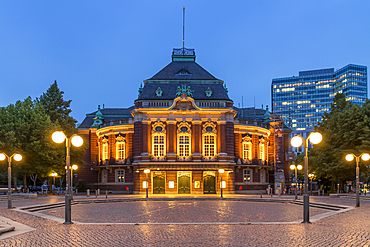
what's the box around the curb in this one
[0,225,15,235]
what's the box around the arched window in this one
[259,138,265,161]
[202,122,217,159]
[115,134,126,162]
[152,121,166,159]
[177,122,191,159]
[102,136,109,161]
[116,169,125,183]
[243,169,253,183]
[242,136,252,161]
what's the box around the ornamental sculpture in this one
[176,85,193,97]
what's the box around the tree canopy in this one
[309,93,370,189]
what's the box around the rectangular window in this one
[203,135,215,157]
[116,143,125,160]
[243,143,251,160]
[243,169,252,183]
[153,135,165,157]
[102,143,108,160]
[259,143,265,161]
[178,135,190,156]
[116,170,125,183]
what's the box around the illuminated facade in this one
[272,64,368,131]
[78,48,290,194]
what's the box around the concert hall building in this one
[77,48,290,195]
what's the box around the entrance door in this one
[153,172,165,194]
[178,175,190,194]
[203,175,216,194]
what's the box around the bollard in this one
[87,189,90,197]
[97,189,100,196]
[95,189,97,198]
[27,188,29,193]
[278,189,281,197]
[106,190,108,199]
[270,188,273,197]
[76,189,78,195]
[260,190,262,198]
[58,188,60,196]
[318,189,320,196]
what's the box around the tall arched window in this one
[115,133,126,162]
[259,138,265,161]
[177,122,191,160]
[152,121,166,159]
[242,136,252,161]
[102,136,109,161]
[202,122,217,159]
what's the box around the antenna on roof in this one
[182,7,185,54]
[242,96,244,118]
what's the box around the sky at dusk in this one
[1,1,369,123]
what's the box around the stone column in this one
[141,120,151,161]
[167,120,176,161]
[192,120,202,161]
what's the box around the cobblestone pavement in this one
[42,201,329,223]
[0,195,369,246]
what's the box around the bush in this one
[75,180,87,192]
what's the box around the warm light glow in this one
[309,173,314,178]
[220,181,226,189]
[361,153,370,161]
[169,181,174,189]
[144,169,150,174]
[297,164,303,170]
[0,153,5,161]
[71,135,83,147]
[291,136,303,148]
[345,154,354,162]
[51,172,58,177]
[13,154,22,162]
[309,132,322,145]
[72,164,78,170]
[290,164,296,170]
[219,169,225,174]
[143,181,148,188]
[52,131,66,144]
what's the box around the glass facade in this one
[272,64,367,131]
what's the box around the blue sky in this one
[1,1,369,123]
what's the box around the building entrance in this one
[203,171,216,194]
[178,171,191,194]
[153,171,165,194]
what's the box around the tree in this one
[37,81,77,136]
[309,93,370,192]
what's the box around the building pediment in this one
[169,94,201,111]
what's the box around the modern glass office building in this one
[272,64,368,132]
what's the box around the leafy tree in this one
[309,93,370,192]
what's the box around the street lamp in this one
[345,153,370,207]
[219,169,225,198]
[52,131,83,224]
[290,164,303,200]
[291,132,322,223]
[144,169,150,198]
[0,153,22,209]
[308,173,314,196]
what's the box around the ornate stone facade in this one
[77,48,290,194]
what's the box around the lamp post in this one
[291,132,322,223]
[219,169,225,198]
[345,153,370,207]
[0,153,22,209]
[290,164,303,200]
[52,131,83,224]
[144,169,150,198]
[308,173,314,196]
